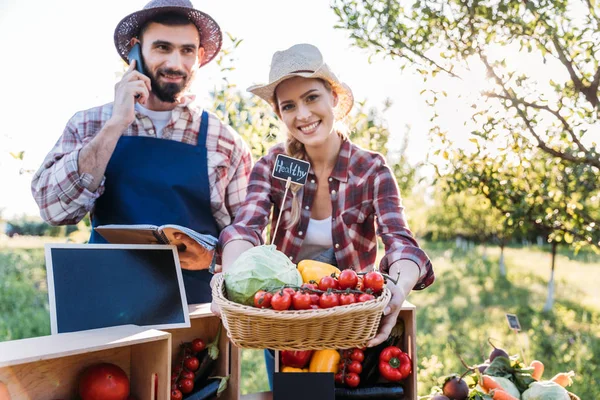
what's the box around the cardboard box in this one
[274,301,417,400]
[164,303,239,400]
[0,325,171,400]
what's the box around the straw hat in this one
[114,0,222,67]
[248,44,354,119]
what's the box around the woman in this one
[213,43,435,386]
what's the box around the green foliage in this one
[332,0,600,251]
[0,249,50,341]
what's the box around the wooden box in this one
[272,301,417,400]
[0,325,171,400]
[164,303,239,400]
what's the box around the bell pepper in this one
[282,366,309,373]
[280,350,314,368]
[309,349,341,373]
[378,346,412,382]
[297,260,341,284]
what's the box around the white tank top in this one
[296,217,333,261]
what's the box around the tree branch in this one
[387,48,462,79]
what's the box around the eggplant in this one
[194,326,222,384]
[335,383,404,399]
[185,376,229,400]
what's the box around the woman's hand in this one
[173,233,214,270]
[367,282,406,347]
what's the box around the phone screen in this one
[127,43,146,76]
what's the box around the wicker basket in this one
[212,274,392,350]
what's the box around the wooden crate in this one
[0,325,171,400]
[164,303,239,400]
[272,301,417,400]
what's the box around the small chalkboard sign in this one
[273,372,334,400]
[506,313,521,331]
[45,244,190,334]
[272,154,311,185]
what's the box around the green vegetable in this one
[489,376,521,398]
[485,356,536,393]
[224,245,302,305]
[521,381,570,400]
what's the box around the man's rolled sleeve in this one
[56,150,105,207]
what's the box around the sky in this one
[0,0,568,219]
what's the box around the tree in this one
[332,0,600,309]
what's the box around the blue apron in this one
[89,111,218,304]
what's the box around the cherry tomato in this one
[292,291,312,310]
[172,366,183,375]
[254,290,273,309]
[301,283,318,291]
[338,270,359,289]
[191,338,205,353]
[363,271,385,293]
[183,356,199,372]
[283,287,297,296]
[334,372,344,384]
[170,389,183,400]
[180,370,194,380]
[358,293,375,302]
[345,372,360,387]
[271,291,292,310]
[318,276,338,291]
[347,361,362,374]
[309,293,320,305]
[350,349,365,363]
[178,378,194,394]
[339,292,356,306]
[319,292,340,309]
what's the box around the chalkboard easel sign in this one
[506,313,522,331]
[45,244,190,334]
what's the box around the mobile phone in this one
[127,43,146,76]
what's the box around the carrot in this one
[529,360,544,380]
[551,371,575,387]
[491,389,519,400]
[480,375,503,393]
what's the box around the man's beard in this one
[147,67,193,103]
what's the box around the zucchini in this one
[335,383,405,399]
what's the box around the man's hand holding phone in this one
[108,57,152,132]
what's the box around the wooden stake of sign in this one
[506,313,527,364]
[271,177,292,245]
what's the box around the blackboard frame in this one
[45,243,190,334]
[271,154,311,185]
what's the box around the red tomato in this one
[339,293,356,306]
[338,270,359,289]
[318,276,338,291]
[319,292,340,309]
[178,378,194,394]
[283,287,297,296]
[344,372,360,388]
[170,389,183,400]
[191,338,206,353]
[184,356,199,372]
[292,291,312,310]
[301,283,318,291]
[172,365,182,375]
[334,372,344,384]
[350,349,365,363]
[347,361,362,374]
[180,370,194,380]
[309,293,320,305]
[78,363,130,400]
[271,291,292,310]
[363,271,385,293]
[358,293,375,302]
[254,290,273,308]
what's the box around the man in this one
[31,0,252,304]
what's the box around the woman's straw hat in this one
[114,0,222,67]
[248,44,354,119]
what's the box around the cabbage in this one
[487,376,521,398]
[224,245,302,305]
[521,381,570,400]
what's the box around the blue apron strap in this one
[197,111,208,148]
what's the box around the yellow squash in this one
[297,260,341,284]
[282,367,309,373]
[308,349,341,373]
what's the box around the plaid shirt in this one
[220,139,435,290]
[31,95,252,231]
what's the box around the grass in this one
[1,237,598,397]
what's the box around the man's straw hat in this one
[248,44,354,119]
[114,0,222,67]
